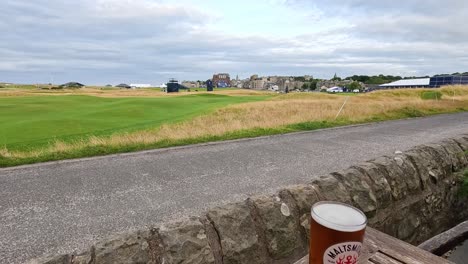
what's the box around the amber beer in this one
[309,201,367,264]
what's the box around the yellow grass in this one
[2,86,468,161]
[0,87,268,98]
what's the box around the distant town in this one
[179,72,468,92]
[2,72,468,93]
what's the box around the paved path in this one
[1,113,468,264]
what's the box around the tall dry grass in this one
[2,86,468,161]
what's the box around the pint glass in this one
[309,201,367,264]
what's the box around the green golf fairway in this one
[0,94,268,151]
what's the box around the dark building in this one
[430,75,468,87]
[116,83,131,89]
[378,74,468,89]
[212,73,231,88]
[166,79,180,93]
[59,82,85,88]
[206,79,214,92]
[165,79,189,93]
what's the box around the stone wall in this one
[28,135,468,264]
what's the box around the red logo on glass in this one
[323,242,362,264]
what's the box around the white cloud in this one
[0,0,467,84]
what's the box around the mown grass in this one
[421,90,443,100]
[1,86,468,167]
[0,93,269,151]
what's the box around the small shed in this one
[60,82,85,89]
[116,83,131,89]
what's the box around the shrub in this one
[421,90,443,100]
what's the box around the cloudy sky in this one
[1,0,468,85]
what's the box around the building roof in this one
[61,82,84,87]
[379,78,430,87]
[116,83,131,88]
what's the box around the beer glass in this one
[309,201,367,264]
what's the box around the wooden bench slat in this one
[294,227,454,264]
[368,252,405,264]
[366,228,453,264]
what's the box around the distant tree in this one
[348,81,361,91]
[366,77,386,84]
[309,80,317,90]
[345,74,403,84]
[302,83,309,90]
[345,75,370,83]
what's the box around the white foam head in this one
[311,201,367,232]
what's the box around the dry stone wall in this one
[28,135,468,264]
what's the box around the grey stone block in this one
[281,184,320,217]
[251,195,304,261]
[159,217,215,264]
[94,230,152,264]
[72,250,94,264]
[206,202,268,264]
[279,184,320,247]
[369,156,411,201]
[419,144,452,178]
[331,168,378,217]
[405,147,442,189]
[352,162,393,209]
[311,174,352,204]
[440,139,468,171]
[453,136,468,151]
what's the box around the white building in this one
[130,84,152,88]
[379,78,430,89]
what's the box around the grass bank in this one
[1,86,468,167]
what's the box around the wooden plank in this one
[294,227,454,264]
[365,228,454,264]
[368,252,404,264]
[294,258,307,264]
[418,220,468,255]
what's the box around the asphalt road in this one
[1,113,468,264]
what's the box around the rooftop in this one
[379,78,430,87]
